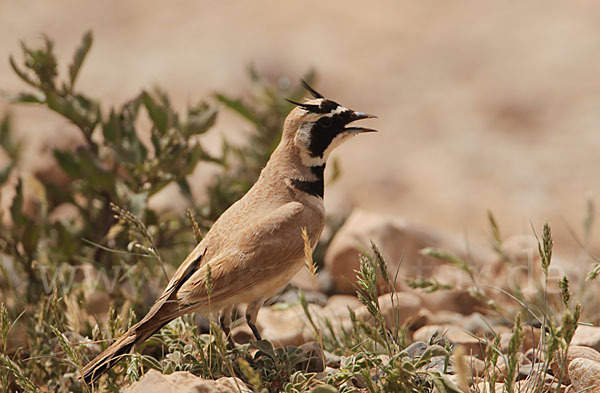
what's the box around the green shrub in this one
[0,31,313,392]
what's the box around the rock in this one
[412,325,451,347]
[368,355,391,382]
[231,324,255,344]
[124,369,251,393]
[493,356,508,378]
[357,292,422,331]
[541,382,567,393]
[424,310,465,325]
[48,202,80,224]
[324,210,443,294]
[486,235,540,298]
[291,267,335,295]
[568,358,600,393]
[476,382,505,393]
[297,292,421,344]
[324,350,341,367]
[521,328,542,351]
[301,301,355,343]
[298,341,326,372]
[412,325,486,357]
[429,263,473,288]
[416,289,487,315]
[551,346,600,384]
[524,347,545,363]
[423,355,449,373]
[500,328,541,353]
[325,295,363,312]
[411,309,433,331]
[256,304,309,347]
[460,355,485,377]
[418,311,498,336]
[324,210,497,295]
[571,325,600,352]
[489,235,580,302]
[518,362,547,380]
[459,312,498,336]
[274,288,328,307]
[401,341,428,358]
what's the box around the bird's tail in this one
[80,248,205,384]
[80,314,170,384]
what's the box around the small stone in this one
[524,347,545,363]
[412,325,486,357]
[518,362,547,380]
[568,358,600,393]
[324,366,338,374]
[425,310,464,325]
[298,341,326,372]
[230,324,254,344]
[274,289,328,307]
[356,292,422,331]
[500,328,541,353]
[571,325,600,352]
[123,369,251,393]
[551,345,600,384]
[300,302,353,343]
[459,312,497,336]
[417,289,487,315]
[476,382,504,393]
[411,309,432,331]
[290,268,334,295]
[521,327,542,352]
[325,295,363,313]
[324,350,341,368]
[424,355,450,373]
[401,341,428,358]
[460,355,485,377]
[256,304,308,346]
[48,202,80,224]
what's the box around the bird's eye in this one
[320,117,332,128]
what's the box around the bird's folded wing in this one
[175,201,306,308]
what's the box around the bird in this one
[81,81,377,383]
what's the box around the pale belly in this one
[224,256,305,307]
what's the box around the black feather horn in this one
[301,79,324,99]
[285,98,320,112]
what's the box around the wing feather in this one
[176,201,308,308]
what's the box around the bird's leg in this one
[245,298,266,341]
[219,305,235,347]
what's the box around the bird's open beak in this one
[344,111,378,133]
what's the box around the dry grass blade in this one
[0,354,41,393]
[110,202,168,280]
[452,346,469,393]
[187,208,203,243]
[301,227,318,280]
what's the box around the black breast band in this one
[290,165,325,198]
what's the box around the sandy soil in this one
[2,1,600,257]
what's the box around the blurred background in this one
[2,0,600,256]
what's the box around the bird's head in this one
[283,81,377,167]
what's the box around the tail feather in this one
[81,249,205,384]
[80,317,169,384]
